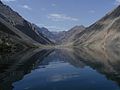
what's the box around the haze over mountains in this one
[0,0,120,51]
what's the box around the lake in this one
[0,47,120,90]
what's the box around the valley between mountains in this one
[0,1,120,52]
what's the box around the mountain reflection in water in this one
[0,47,120,90]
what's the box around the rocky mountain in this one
[59,25,85,45]
[0,1,53,51]
[32,25,85,44]
[51,31,66,44]
[32,22,86,45]
[74,5,120,49]
[32,25,56,42]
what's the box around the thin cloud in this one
[89,10,95,14]
[22,5,32,10]
[41,8,46,11]
[115,0,120,5]
[1,0,16,2]
[51,3,56,7]
[47,13,79,21]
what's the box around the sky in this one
[1,0,120,32]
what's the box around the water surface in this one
[0,48,120,90]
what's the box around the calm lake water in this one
[0,47,120,90]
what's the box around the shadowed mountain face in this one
[32,25,56,42]
[0,1,53,51]
[74,5,120,48]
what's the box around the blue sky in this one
[1,0,120,31]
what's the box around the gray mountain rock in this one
[0,1,53,51]
[74,5,120,49]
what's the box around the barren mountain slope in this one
[74,5,120,48]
